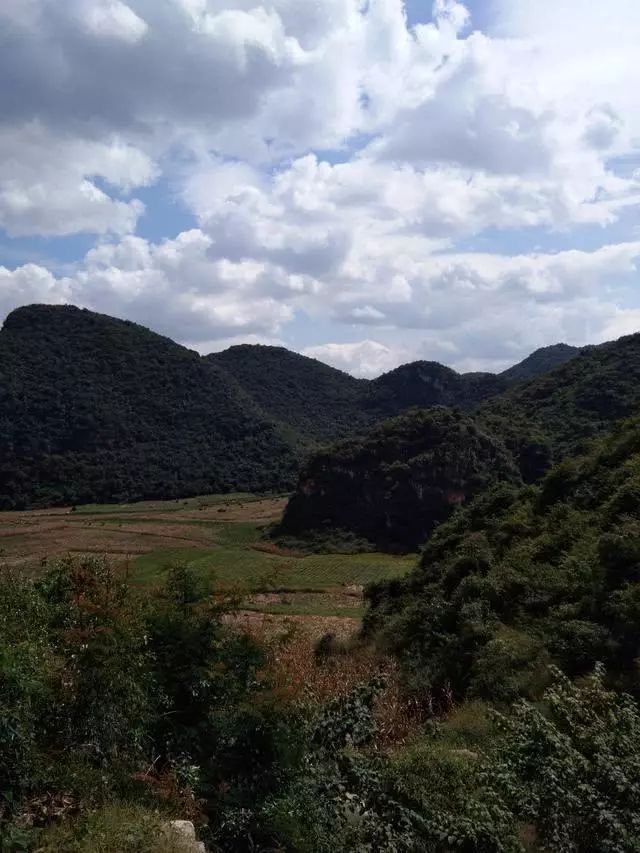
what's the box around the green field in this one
[74,492,273,514]
[3,494,414,619]
[132,520,415,600]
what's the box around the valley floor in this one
[0,492,414,626]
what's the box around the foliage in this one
[0,305,298,509]
[277,332,640,556]
[0,557,270,848]
[209,343,374,445]
[490,666,640,853]
[498,343,581,385]
[35,804,175,853]
[0,304,582,510]
[4,554,640,851]
[480,332,640,480]
[365,416,640,700]
[278,407,520,550]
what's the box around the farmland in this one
[0,492,414,621]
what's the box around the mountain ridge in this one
[0,303,599,509]
[279,330,640,549]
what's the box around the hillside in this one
[364,414,640,701]
[498,342,582,384]
[479,332,640,479]
[277,332,640,552]
[213,340,583,430]
[209,344,373,444]
[277,408,519,550]
[370,361,508,414]
[0,303,588,510]
[369,344,581,415]
[0,305,298,508]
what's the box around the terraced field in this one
[0,493,414,619]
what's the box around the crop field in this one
[0,493,414,621]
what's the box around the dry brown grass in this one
[250,540,306,557]
[0,497,283,570]
[229,612,428,749]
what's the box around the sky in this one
[0,0,639,377]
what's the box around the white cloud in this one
[0,264,71,318]
[0,123,155,237]
[302,340,408,378]
[1,0,640,373]
[73,230,295,341]
[76,0,149,42]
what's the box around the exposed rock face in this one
[278,408,520,550]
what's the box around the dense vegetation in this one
[208,345,374,445]
[498,343,581,385]
[0,306,299,509]
[3,306,640,851]
[277,408,519,550]
[0,304,580,510]
[4,556,640,852]
[370,361,509,415]
[281,331,640,551]
[479,332,640,479]
[365,415,640,702]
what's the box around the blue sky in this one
[0,0,639,377]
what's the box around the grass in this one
[243,602,366,618]
[74,492,277,514]
[133,532,414,594]
[36,803,183,853]
[3,493,415,618]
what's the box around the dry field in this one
[0,493,413,624]
[2,493,421,743]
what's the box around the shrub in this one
[491,666,640,852]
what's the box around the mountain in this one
[479,332,640,480]
[0,302,592,510]
[370,362,508,414]
[208,344,373,445]
[498,342,582,385]
[364,414,640,701]
[276,408,519,550]
[0,305,298,509]
[279,332,640,551]
[368,343,581,416]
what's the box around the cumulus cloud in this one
[75,0,149,43]
[0,123,154,236]
[1,0,640,372]
[302,340,409,378]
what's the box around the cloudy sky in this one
[1,0,639,376]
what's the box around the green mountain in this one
[279,332,640,551]
[498,342,582,385]
[369,344,581,416]
[277,408,519,550]
[208,344,372,445]
[479,332,640,480]
[0,305,298,508]
[364,414,640,701]
[0,303,588,509]
[370,361,508,414]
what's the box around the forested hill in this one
[498,342,582,384]
[279,331,640,552]
[370,361,508,414]
[364,414,640,702]
[479,331,640,477]
[277,408,519,550]
[211,340,583,425]
[0,303,586,509]
[0,305,298,508]
[208,344,373,444]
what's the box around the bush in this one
[491,666,640,852]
